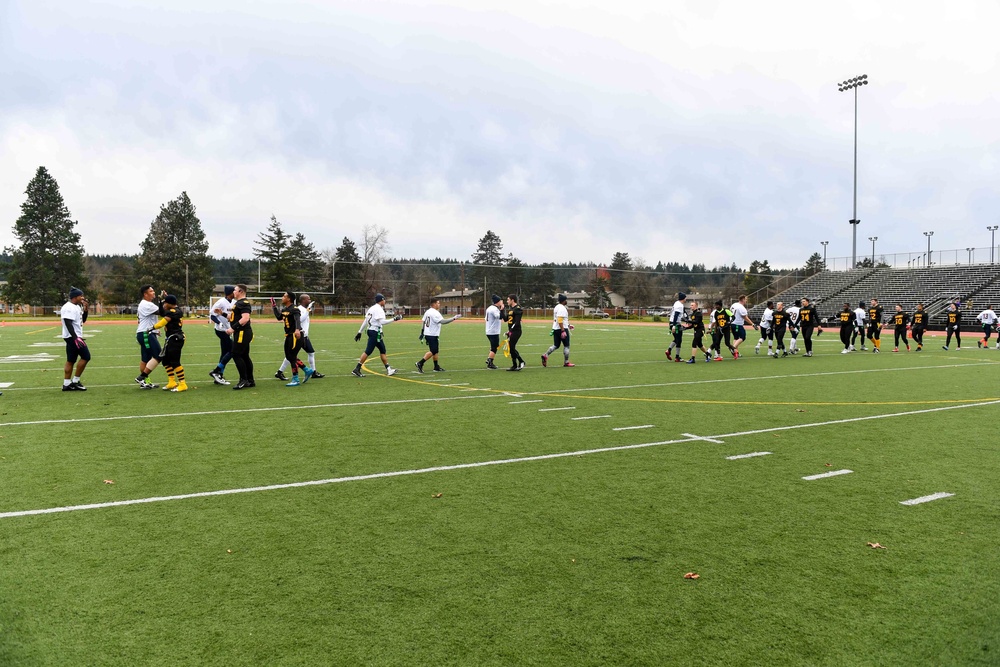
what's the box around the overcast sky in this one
[3,1,999,269]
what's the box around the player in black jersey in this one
[505,294,526,371]
[798,298,821,357]
[226,284,256,389]
[911,303,928,351]
[942,302,962,350]
[150,295,187,392]
[866,298,884,353]
[890,304,910,352]
[770,302,790,357]
[709,300,735,360]
[273,291,314,386]
[838,302,854,353]
[684,301,711,363]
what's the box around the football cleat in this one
[285,378,301,387]
[274,371,288,381]
[311,372,325,379]
[386,366,397,376]
[415,361,424,374]
[541,354,548,367]
[563,362,575,367]
[171,381,189,393]
[351,368,365,378]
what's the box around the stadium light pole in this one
[967,247,975,265]
[988,225,999,264]
[868,237,877,266]
[923,231,934,266]
[839,74,868,268]
[820,241,829,269]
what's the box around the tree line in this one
[1,166,829,309]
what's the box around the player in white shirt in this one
[208,286,235,385]
[542,294,575,367]
[755,301,774,356]
[852,301,867,351]
[134,284,165,389]
[976,305,998,349]
[729,295,757,358]
[416,297,462,373]
[665,292,687,362]
[786,300,801,354]
[484,294,504,369]
[60,287,90,391]
[352,293,403,377]
[276,294,325,380]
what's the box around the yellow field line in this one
[25,327,58,335]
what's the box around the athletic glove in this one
[354,332,362,342]
[74,338,87,349]
[418,332,425,343]
[504,331,510,338]
[561,330,567,339]
[393,314,403,321]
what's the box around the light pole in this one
[988,225,999,264]
[923,231,934,266]
[820,241,829,269]
[967,247,974,265]
[839,74,868,268]
[868,236,877,266]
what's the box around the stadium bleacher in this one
[749,266,1000,326]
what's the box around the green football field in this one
[1,317,998,666]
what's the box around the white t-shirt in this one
[977,309,997,325]
[60,301,84,338]
[787,305,800,326]
[298,304,311,337]
[731,302,748,325]
[210,297,234,332]
[670,300,685,325]
[422,307,446,336]
[552,304,570,330]
[485,305,503,335]
[136,299,161,333]
[854,307,866,327]
[760,308,773,329]
[361,304,391,333]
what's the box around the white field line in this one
[508,400,542,404]
[900,492,955,506]
[571,415,612,420]
[726,452,772,460]
[612,425,655,431]
[539,406,576,412]
[0,393,507,428]
[2,398,997,520]
[802,469,853,480]
[681,432,725,444]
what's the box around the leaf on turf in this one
[824,463,832,467]
[866,542,886,549]
[796,409,806,412]
[432,493,443,499]
[684,572,700,579]
[227,549,233,554]
[103,479,114,484]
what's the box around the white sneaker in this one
[956,347,962,351]
[841,349,850,354]
[386,366,397,376]
[767,351,773,356]
[849,345,855,351]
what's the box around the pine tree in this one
[470,230,506,307]
[804,252,825,275]
[253,215,297,293]
[523,263,560,309]
[288,233,326,293]
[333,237,364,310]
[609,252,632,294]
[4,166,87,306]
[135,192,214,307]
[584,274,612,311]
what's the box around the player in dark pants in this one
[150,295,187,392]
[798,298,820,357]
[685,300,711,363]
[942,302,962,350]
[866,298,884,353]
[838,302,854,353]
[505,294,526,371]
[771,302,789,357]
[891,304,910,352]
[227,284,256,390]
[274,291,313,386]
[911,303,928,351]
[709,300,735,360]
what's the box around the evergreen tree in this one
[470,230,506,307]
[804,252,825,275]
[583,274,612,311]
[4,166,87,305]
[333,237,364,309]
[744,259,773,294]
[104,257,137,308]
[288,233,326,293]
[609,251,632,294]
[523,263,559,310]
[135,192,214,307]
[253,215,297,293]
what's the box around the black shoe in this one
[415,361,424,374]
[507,366,520,372]
[233,380,250,390]
[62,384,74,391]
[275,371,288,381]
[433,367,446,372]
[246,381,256,387]
[135,375,146,385]
[311,372,325,379]
[351,368,364,378]
[71,382,87,391]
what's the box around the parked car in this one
[591,311,610,319]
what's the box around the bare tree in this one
[361,225,391,298]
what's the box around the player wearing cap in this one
[485,294,504,369]
[134,284,163,389]
[542,293,575,367]
[352,293,403,377]
[416,297,462,373]
[149,294,187,392]
[665,292,687,362]
[61,287,90,391]
[852,301,867,351]
[208,285,235,385]
[226,284,256,390]
[755,301,774,356]
[976,305,997,349]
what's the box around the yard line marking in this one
[726,452,772,460]
[802,469,853,480]
[539,406,576,412]
[0,382,13,388]
[681,432,724,444]
[613,425,654,431]
[0,393,507,428]
[571,415,611,420]
[508,400,542,404]
[3,400,996,520]
[900,492,955,506]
